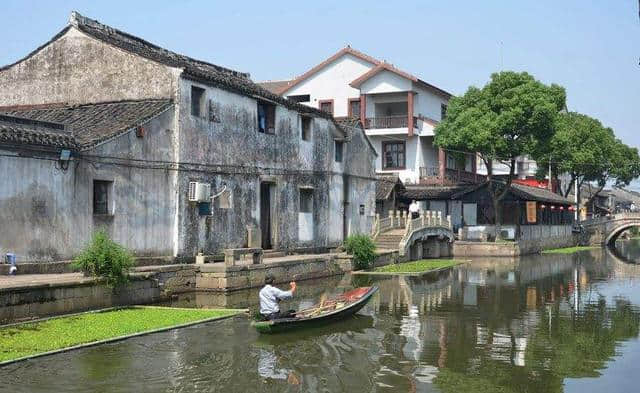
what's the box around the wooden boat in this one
[251,286,378,334]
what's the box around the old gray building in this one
[0,12,377,262]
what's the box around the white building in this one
[260,47,481,186]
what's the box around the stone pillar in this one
[421,210,426,227]
[437,211,443,226]
[438,148,446,185]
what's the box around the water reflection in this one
[2,244,640,392]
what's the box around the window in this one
[446,153,457,169]
[319,100,334,115]
[334,140,344,163]
[301,116,312,141]
[299,189,313,213]
[257,101,276,134]
[382,141,405,169]
[288,94,310,103]
[191,86,205,117]
[441,103,448,120]
[93,180,113,215]
[348,98,361,118]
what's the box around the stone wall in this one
[0,275,164,323]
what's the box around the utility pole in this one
[548,159,552,191]
[575,177,579,221]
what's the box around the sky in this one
[2,2,639,152]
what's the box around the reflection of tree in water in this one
[433,297,640,393]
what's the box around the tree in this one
[434,71,566,237]
[535,112,640,212]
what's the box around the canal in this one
[2,241,640,392]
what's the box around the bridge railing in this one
[372,210,452,239]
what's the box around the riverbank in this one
[0,306,245,365]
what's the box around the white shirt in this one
[259,284,293,315]
[409,202,420,213]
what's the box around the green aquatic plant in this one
[374,259,462,274]
[0,307,241,363]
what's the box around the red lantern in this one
[559,206,564,210]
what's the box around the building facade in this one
[260,47,479,186]
[0,12,377,262]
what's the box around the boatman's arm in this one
[274,282,296,300]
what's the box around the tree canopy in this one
[434,71,566,230]
[535,112,640,203]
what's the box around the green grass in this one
[374,259,463,274]
[0,307,241,363]
[541,246,600,254]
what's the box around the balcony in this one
[419,167,486,186]
[364,116,418,130]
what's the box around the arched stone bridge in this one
[581,212,640,246]
[372,210,454,259]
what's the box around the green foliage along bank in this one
[541,246,600,254]
[0,307,243,363]
[345,234,376,270]
[73,230,135,288]
[374,259,463,274]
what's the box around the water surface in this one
[2,242,640,392]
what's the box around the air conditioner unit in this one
[188,182,211,202]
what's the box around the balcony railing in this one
[364,116,418,129]
[419,166,486,185]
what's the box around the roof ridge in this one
[69,11,250,79]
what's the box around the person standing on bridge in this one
[409,200,420,219]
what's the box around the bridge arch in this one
[605,223,640,246]
[399,226,454,257]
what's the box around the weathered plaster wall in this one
[0,109,176,261]
[174,79,376,256]
[0,28,179,106]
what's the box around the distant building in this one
[0,12,377,262]
[259,47,481,186]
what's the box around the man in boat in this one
[259,274,297,320]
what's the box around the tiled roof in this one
[0,115,78,149]
[0,99,172,149]
[67,12,334,121]
[452,181,573,205]
[402,185,471,200]
[334,117,377,157]
[258,80,293,94]
[375,175,404,200]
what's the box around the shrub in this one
[344,234,376,270]
[72,230,135,288]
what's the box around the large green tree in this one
[434,71,565,235]
[535,112,640,210]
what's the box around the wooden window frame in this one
[299,188,314,213]
[257,101,276,134]
[441,103,448,120]
[381,141,406,170]
[347,98,361,118]
[318,99,334,115]
[93,180,113,215]
[191,85,206,117]
[334,140,344,163]
[301,116,312,141]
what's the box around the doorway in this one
[260,182,274,249]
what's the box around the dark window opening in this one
[319,100,333,115]
[348,99,361,118]
[382,141,405,169]
[334,140,344,163]
[93,180,112,215]
[191,86,205,117]
[441,103,448,120]
[288,94,310,103]
[257,101,276,134]
[300,189,313,213]
[301,116,312,141]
